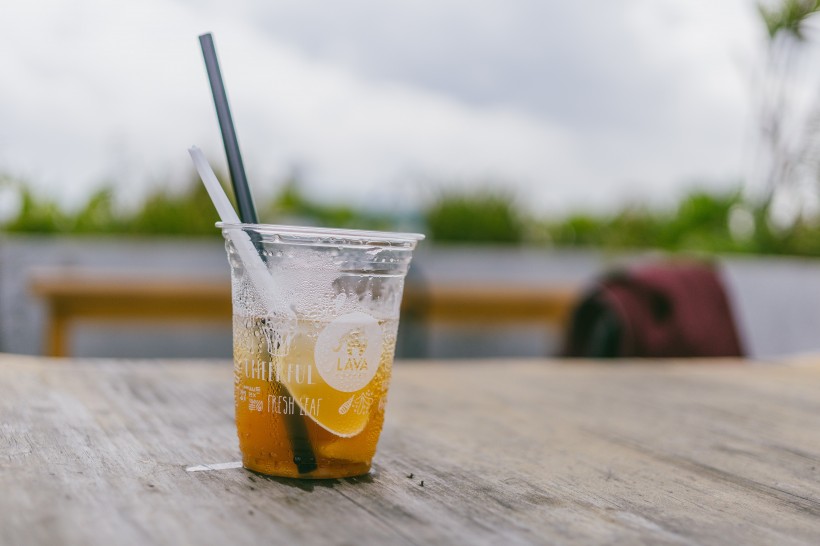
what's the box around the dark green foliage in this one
[656,192,742,252]
[3,187,71,234]
[6,169,820,257]
[71,189,123,234]
[543,190,745,253]
[539,188,820,257]
[425,191,523,244]
[2,173,224,237]
[126,179,220,236]
[260,179,393,231]
[0,171,394,237]
[262,179,354,227]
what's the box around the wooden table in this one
[2,355,819,545]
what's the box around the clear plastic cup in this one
[220,222,423,478]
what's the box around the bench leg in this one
[45,309,69,358]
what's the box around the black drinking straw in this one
[198,33,257,224]
[199,32,317,474]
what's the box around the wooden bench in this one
[29,270,579,357]
[29,272,232,358]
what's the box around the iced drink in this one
[222,223,422,478]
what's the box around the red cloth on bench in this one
[564,262,744,358]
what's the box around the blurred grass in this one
[4,173,820,257]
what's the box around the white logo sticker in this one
[314,311,383,392]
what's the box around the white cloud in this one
[0,0,765,217]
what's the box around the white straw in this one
[189,146,241,224]
[188,146,293,318]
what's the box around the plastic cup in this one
[221,222,423,479]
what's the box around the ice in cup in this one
[221,223,423,479]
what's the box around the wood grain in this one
[1,355,819,545]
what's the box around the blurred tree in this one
[126,177,221,236]
[71,188,124,234]
[261,178,355,227]
[3,186,69,234]
[754,0,820,228]
[259,177,394,231]
[658,191,741,252]
[0,171,227,237]
[426,190,523,244]
[534,189,796,255]
[0,170,395,236]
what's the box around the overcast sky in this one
[0,0,768,216]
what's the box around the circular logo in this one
[314,311,383,392]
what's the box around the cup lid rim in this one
[217,222,425,244]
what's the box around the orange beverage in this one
[233,316,398,478]
[221,222,422,479]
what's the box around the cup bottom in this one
[242,455,371,479]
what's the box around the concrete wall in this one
[3,235,820,359]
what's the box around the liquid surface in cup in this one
[233,314,397,479]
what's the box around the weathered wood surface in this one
[1,355,820,545]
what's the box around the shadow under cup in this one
[220,223,423,479]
